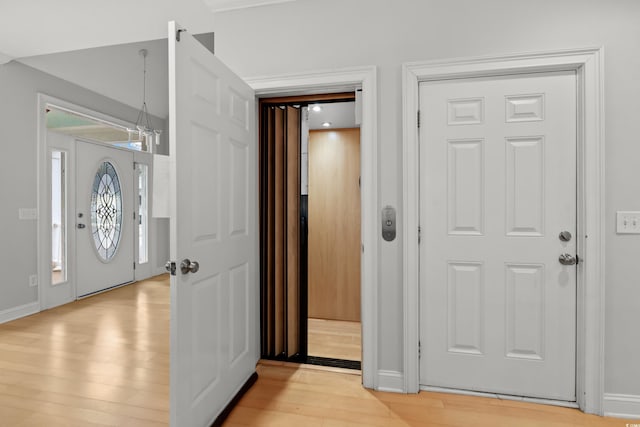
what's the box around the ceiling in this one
[307,102,357,130]
[20,39,170,118]
[0,0,298,61]
[3,1,301,118]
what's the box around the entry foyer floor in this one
[0,275,627,426]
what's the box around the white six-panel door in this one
[419,71,577,400]
[168,21,259,426]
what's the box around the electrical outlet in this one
[616,211,640,234]
[29,274,38,287]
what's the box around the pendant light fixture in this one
[128,49,161,150]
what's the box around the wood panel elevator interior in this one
[259,93,362,369]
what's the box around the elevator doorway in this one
[259,93,362,369]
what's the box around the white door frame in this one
[402,48,605,414]
[247,66,378,389]
[36,94,151,308]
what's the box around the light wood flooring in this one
[0,275,170,426]
[0,275,628,426]
[307,318,361,361]
[227,361,627,427]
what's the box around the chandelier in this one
[128,49,161,149]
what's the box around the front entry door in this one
[76,140,134,297]
[419,71,577,400]
[168,21,259,426]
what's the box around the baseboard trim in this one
[603,393,640,419]
[0,301,40,324]
[211,371,258,426]
[377,370,404,393]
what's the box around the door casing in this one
[36,94,160,309]
[248,67,378,389]
[402,48,605,413]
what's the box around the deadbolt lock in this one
[559,231,572,242]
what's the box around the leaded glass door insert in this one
[91,161,123,261]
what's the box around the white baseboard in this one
[377,370,404,393]
[604,393,640,419]
[0,301,40,324]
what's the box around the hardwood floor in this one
[0,275,169,426]
[307,318,361,361]
[226,362,627,427]
[0,276,627,426]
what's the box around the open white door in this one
[168,21,259,426]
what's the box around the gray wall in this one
[212,0,640,396]
[0,61,169,312]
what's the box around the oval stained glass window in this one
[90,161,123,261]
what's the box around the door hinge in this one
[133,162,137,170]
[176,28,187,42]
[133,262,136,270]
[418,226,422,244]
[418,341,422,359]
[417,110,421,128]
[133,212,136,220]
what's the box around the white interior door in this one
[168,21,259,427]
[419,71,577,400]
[76,140,134,297]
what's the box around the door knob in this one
[558,253,577,266]
[180,258,200,274]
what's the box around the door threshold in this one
[420,385,579,409]
[305,356,361,371]
[259,359,361,376]
[77,280,134,299]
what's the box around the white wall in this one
[0,61,169,314]
[212,0,640,397]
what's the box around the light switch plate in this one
[18,208,37,220]
[616,211,640,234]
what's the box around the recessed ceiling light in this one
[311,105,322,112]
[322,122,332,127]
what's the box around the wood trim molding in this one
[249,66,379,390]
[402,47,605,414]
[0,302,39,324]
[203,0,297,13]
[377,370,404,393]
[259,92,355,105]
[603,393,640,420]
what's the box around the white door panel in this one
[76,141,134,297]
[169,21,258,427]
[420,72,576,400]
